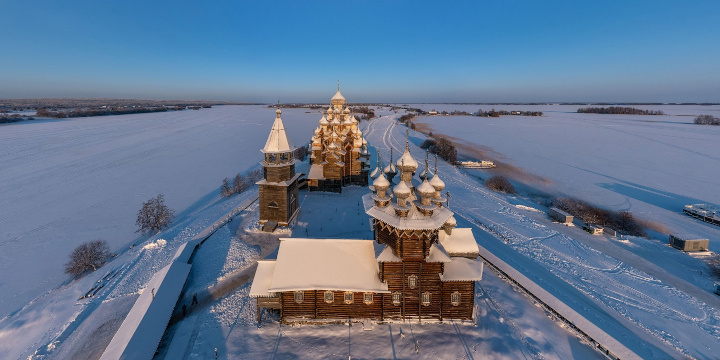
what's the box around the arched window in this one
[294,291,304,304]
[451,291,461,306]
[364,293,373,305]
[392,292,401,306]
[324,290,334,304]
[421,292,431,307]
[408,275,417,289]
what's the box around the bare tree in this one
[232,173,245,194]
[485,175,516,194]
[65,240,112,277]
[136,194,175,234]
[221,177,232,197]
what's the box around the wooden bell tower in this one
[258,108,300,227]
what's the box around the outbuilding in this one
[668,233,709,252]
[548,207,573,224]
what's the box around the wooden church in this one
[250,124,483,323]
[256,107,300,227]
[307,86,371,192]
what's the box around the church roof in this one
[440,257,484,282]
[363,193,454,230]
[262,109,295,154]
[439,228,479,257]
[331,89,345,102]
[266,238,389,293]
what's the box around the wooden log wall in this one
[315,291,382,320]
[265,163,295,183]
[441,282,475,320]
[281,291,316,319]
[259,184,288,223]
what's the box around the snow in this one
[364,193,454,230]
[100,261,192,360]
[261,110,295,153]
[142,238,167,251]
[266,238,389,293]
[376,246,401,262]
[0,105,321,319]
[307,164,324,180]
[439,258,484,282]
[439,228,480,256]
[426,242,452,263]
[248,261,277,298]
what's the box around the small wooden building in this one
[548,207,573,224]
[583,224,604,235]
[668,233,709,252]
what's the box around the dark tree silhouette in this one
[136,194,174,234]
[65,240,112,277]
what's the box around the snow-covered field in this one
[2,105,720,359]
[412,104,720,253]
[0,105,321,319]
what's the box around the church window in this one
[451,291,461,306]
[294,291,304,304]
[324,290,334,303]
[268,201,278,209]
[344,291,354,304]
[421,292,431,306]
[392,292,401,306]
[408,274,417,289]
[364,293,373,305]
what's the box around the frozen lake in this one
[413,104,720,251]
[0,105,321,318]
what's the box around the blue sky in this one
[1,1,718,102]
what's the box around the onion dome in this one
[418,167,433,181]
[327,107,333,115]
[384,162,397,176]
[319,115,329,126]
[355,129,362,137]
[354,137,363,147]
[343,107,351,114]
[342,116,353,126]
[330,117,341,126]
[370,158,381,179]
[430,173,445,192]
[417,179,435,198]
[314,127,321,135]
[327,141,338,150]
[397,149,418,172]
[331,87,346,106]
[362,138,367,146]
[393,179,411,198]
[373,173,390,192]
[276,108,282,116]
[350,116,358,124]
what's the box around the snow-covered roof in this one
[364,193,454,230]
[439,228,479,257]
[397,149,418,170]
[267,238,389,293]
[308,164,325,180]
[440,257,484,282]
[430,173,445,190]
[377,246,401,262]
[427,243,452,263]
[262,111,295,154]
[331,89,345,102]
[249,261,277,298]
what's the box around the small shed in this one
[583,224,604,235]
[714,282,720,296]
[668,233,709,252]
[549,207,573,224]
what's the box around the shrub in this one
[694,114,720,125]
[485,176,515,194]
[136,194,175,234]
[65,240,112,277]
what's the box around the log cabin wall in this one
[315,291,382,320]
[259,184,289,223]
[379,261,444,320]
[265,163,295,183]
[441,282,475,320]
[281,291,316,319]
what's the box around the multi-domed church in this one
[250,89,483,323]
[307,86,370,192]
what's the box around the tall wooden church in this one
[257,108,300,227]
[251,127,483,323]
[307,87,370,192]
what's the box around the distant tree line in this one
[694,114,720,125]
[419,136,458,163]
[36,106,174,119]
[0,113,34,123]
[552,197,646,236]
[221,169,263,197]
[475,109,543,117]
[577,107,665,115]
[352,106,376,120]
